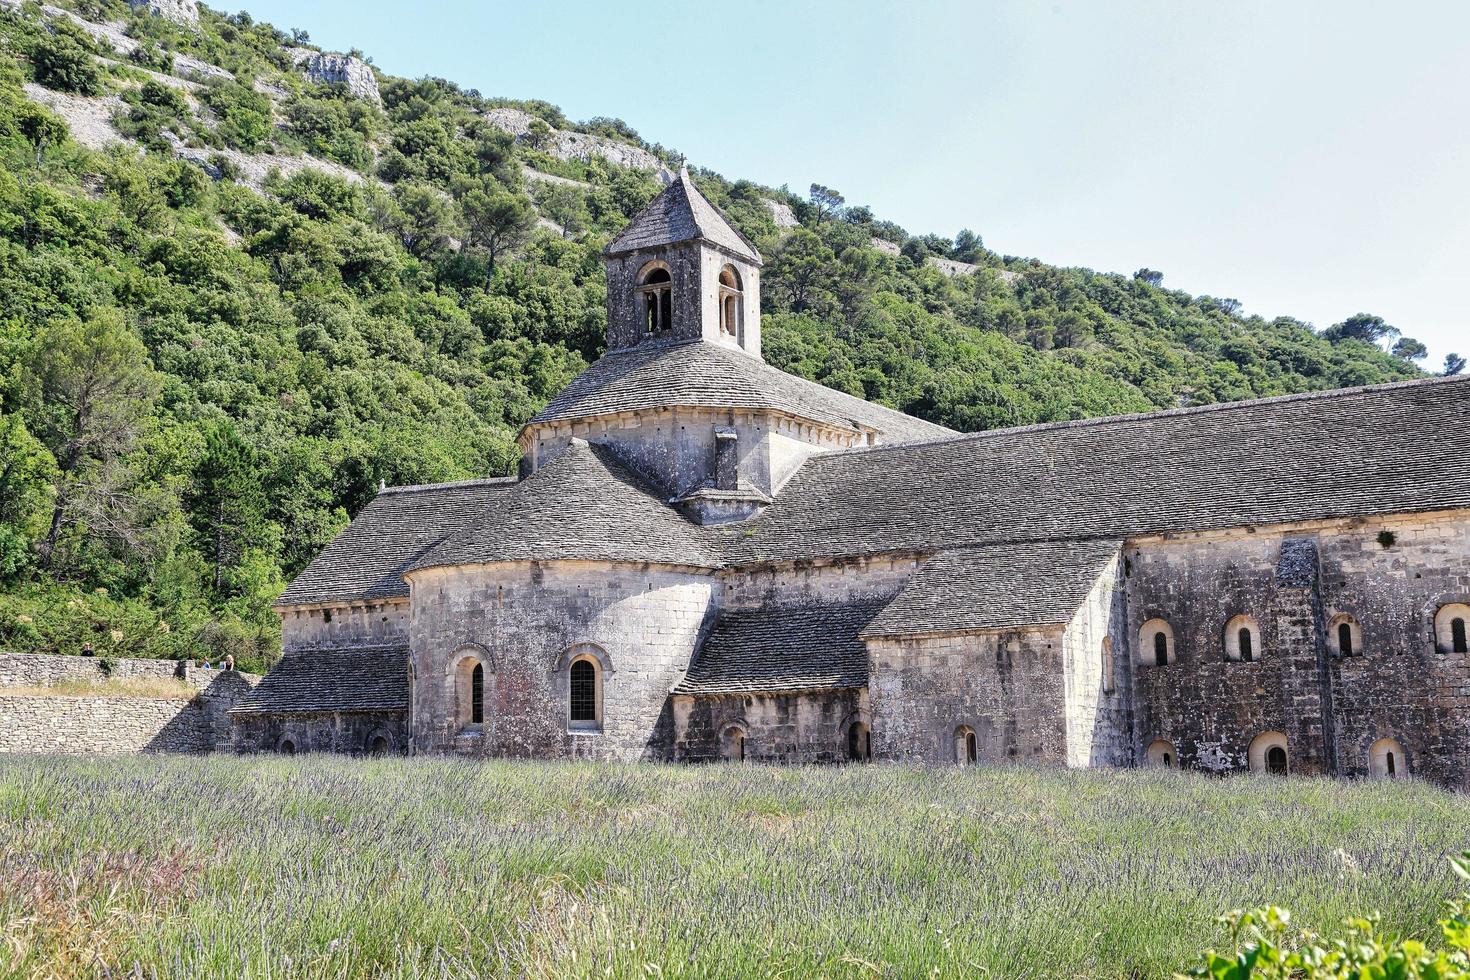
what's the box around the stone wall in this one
[719,555,919,611]
[1061,554,1130,767]
[671,689,865,763]
[0,652,260,755]
[405,560,718,760]
[1127,509,1470,787]
[231,710,406,755]
[868,628,1070,764]
[0,696,209,754]
[280,599,408,653]
[523,407,860,505]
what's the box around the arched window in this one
[954,726,978,765]
[1146,738,1176,768]
[720,725,746,762]
[1101,637,1115,694]
[847,721,870,762]
[369,735,389,756]
[1248,731,1289,775]
[637,265,673,336]
[568,655,601,729]
[279,738,296,755]
[1434,603,1470,654]
[1329,614,1361,657]
[1139,619,1174,667]
[1224,615,1261,663]
[453,652,488,730]
[1369,737,1407,779]
[718,265,742,338]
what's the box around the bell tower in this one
[603,169,763,357]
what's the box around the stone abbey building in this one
[235,171,1470,787]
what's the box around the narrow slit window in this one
[1238,628,1253,662]
[1454,617,1468,654]
[1338,622,1354,656]
[1153,631,1168,667]
[470,663,484,725]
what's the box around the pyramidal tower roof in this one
[604,168,761,263]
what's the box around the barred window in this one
[570,659,597,723]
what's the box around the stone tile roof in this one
[724,376,1470,564]
[232,644,407,715]
[674,599,889,695]
[526,339,955,444]
[605,169,760,262]
[274,478,516,607]
[864,540,1121,638]
[409,439,722,572]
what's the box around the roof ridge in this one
[820,373,1461,460]
[377,476,519,495]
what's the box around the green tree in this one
[23,314,160,569]
[1134,268,1164,287]
[461,183,536,274]
[536,183,587,239]
[1391,336,1429,361]
[1324,312,1398,346]
[387,182,459,258]
[1447,353,1467,376]
[187,422,268,593]
[809,183,845,224]
[767,229,836,312]
[0,414,57,579]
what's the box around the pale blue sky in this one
[237,0,1469,367]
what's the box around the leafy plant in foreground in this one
[1185,852,1470,979]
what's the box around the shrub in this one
[30,33,104,96]
[1186,852,1470,979]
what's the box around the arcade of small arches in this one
[1142,732,1411,778]
[1135,602,1470,668]
[274,728,398,757]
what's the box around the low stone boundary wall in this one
[0,651,261,755]
[0,649,185,687]
[0,695,211,754]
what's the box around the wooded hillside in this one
[0,0,1446,667]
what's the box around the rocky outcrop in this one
[484,107,671,178]
[127,0,199,25]
[765,199,798,229]
[22,83,126,150]
[172,52,233,83]
[870,237,900,256]
[928,256,978,277]
[288,47,381,103]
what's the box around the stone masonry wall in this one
[671,689,865,763]
[231,711,406,755]
[406,560,718,761]
[0,695,209,754]
[719,555,920,612]
[0,652,260,755]
[1061,555,1130,767]
[868,628,1069,764]
[1127,509,1470,787]
[279,599,408,653]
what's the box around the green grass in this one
[0,756,1464,978]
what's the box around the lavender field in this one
[0,756,1465,978]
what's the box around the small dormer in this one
[604,169,763,357]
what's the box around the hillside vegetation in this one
[1,756,1467,978]
[0,0,1449,668]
